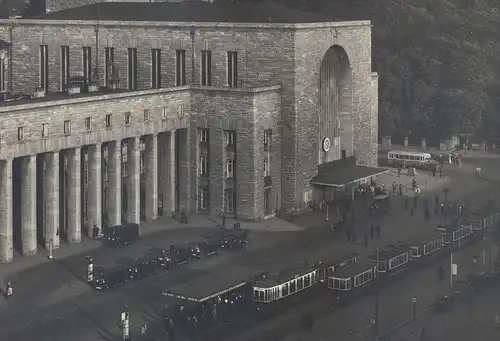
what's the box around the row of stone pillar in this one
[0,135,159,263]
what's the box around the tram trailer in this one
[409,234,445,268]
[327,261,377,304]
[368,244,410,278]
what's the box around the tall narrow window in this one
[176,50,186,86]
[40,45,48,91]
[225,190,234,213]
[17,127,24,141]
[199,188,208,210]
[226,159,234,179]
[41,123,49,137]
[82,46,92,83]
[103,146,109,181]
[199,128,209,144]
[83,152,89,185]
[227,51,238,88]
[64,120,71,134]
[200,50,212,86]
[127,48,137,90]
[121,142,128,177]
[225,131,235,147]
[151,48,161,89]
[104,47,115,88]
[60,46,70,90]
[199,156,208,175]
[0,57,5,91]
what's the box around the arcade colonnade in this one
[0,130,184,263]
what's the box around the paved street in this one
[0,151,499,341]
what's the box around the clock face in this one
[322,137,331,152]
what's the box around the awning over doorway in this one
[310,157,389,188]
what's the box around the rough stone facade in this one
[0,18,378,219]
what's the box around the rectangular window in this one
[264,129,272,147]
[199,156,208,175]
[200,50,212,86]
[121,142,128,177]
[227,51,238,88]
[226,158,234,179]
[264,157,270,177]
[143,109,150,122]
[41,123,49,137]
[176,50,186,86]
[0,57,5,91]
[85,117,92,131]
[225,131,235,147]
[140,149,145,173]
[82,46,92,83]
[64,120,71,134]
[60,46,70,90]
[151,48,161,89]
[40,45,48,90]
[125,111,131,125]
[127,48,137,90]
[103,146,109,181]
[225,190,234,213]
[199,128,209,144]
[161,106,168,119]
[83,152,89,185]
[17,127,24,141]
[199,188,208,209]
[104,47,115,88]
[105,114,112,128]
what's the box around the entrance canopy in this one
[310,157,389,188]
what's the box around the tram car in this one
[368,244,410,276]
[436,223,473,246]
[327,261,377,303]
[409,234,444,261]
[316,251,359,282]
[252,262,320,315]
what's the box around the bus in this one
[387,150,435,169]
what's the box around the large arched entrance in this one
[318,45,353,165]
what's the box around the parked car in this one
[220,232,248,250]
[170,244,192,266]
[190,240,219,259]
[102,223,139,247]
[93,266,132,291]
[132,257,161,280]
[156,249,173,269]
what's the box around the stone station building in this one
[0,1,378,262]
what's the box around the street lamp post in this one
[121,305,130,341]
[412,296,417,320]
[326,204,329,221]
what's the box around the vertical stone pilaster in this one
[67,147,81,244]
[88,144,102,236]
[127,137,140,224]
[107,141,122,226]
[0,159,13,263]
[145,134,158,222]
[170,131,177,212]
[44,151,60,250]
[21,155,37,256]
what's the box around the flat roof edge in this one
[0,19,371,29]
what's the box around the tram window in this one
[328,277,334,288]
[253,290,259,300]
[339,279,347,290]
[410,246,419,257]
[304,274,311,287]
[297,278,303,290]
[259,290,264,302]
[282,284,289,296]
[290,281,296,293]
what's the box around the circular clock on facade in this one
[322,137,331,152]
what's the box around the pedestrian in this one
[376,225,381,238]
[369,225,375,239]
[392,181,397,193]
[438,264,444,283]
[140,323,148,337]
[398,167,401,178]
[398,184,403,195]
[364,232,368,249]
[346,228,351,242]
[410,207,414,218]
[5,281,12,299]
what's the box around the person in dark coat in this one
[438,264,444,283]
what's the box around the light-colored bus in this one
[387,150,434,169]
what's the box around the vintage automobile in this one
[131,257,162,280]
[190,240,219,259]
[171,244,192,266]
[220,231,249,250]
[157,249,173,269]
[93,266,132,291]
[102,223,139,247]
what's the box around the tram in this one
[436,224,473,245]
[369,244,410,275]
[317,251,359,282]
[410,234,444,261]
[327,261,377,303]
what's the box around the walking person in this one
[438,264,444,283]
[364,232,368,249]
[5,281,12,299]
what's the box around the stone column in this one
[67,147,81,244]
[87,144,102,236]
[0,159,13,263]
[145,134,158,222]
[170,131,177,212]
[107,141,122,226]
[44,151,60,250]
[127,137,140,224]
[21,155,37,256]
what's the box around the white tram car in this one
[327,261,377,301]
[317,252,359,282]
[410,234,444,259]
[436,224,473,245]
[368,244,410,275]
